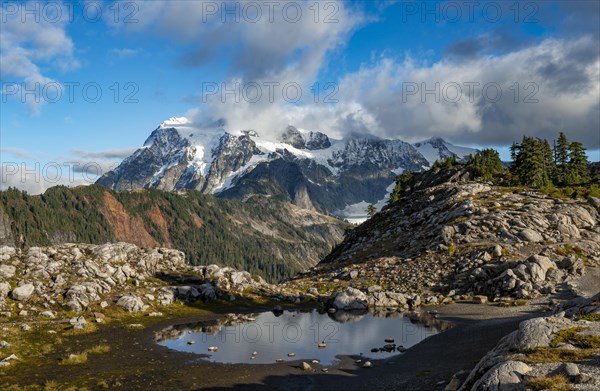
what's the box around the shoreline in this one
[1,300,552,390]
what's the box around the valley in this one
[1,161,599,390]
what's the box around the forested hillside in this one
[0,186,345,282]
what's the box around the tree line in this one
[388,132,597,207]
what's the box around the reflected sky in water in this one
[157,309,440,365]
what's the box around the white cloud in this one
[111,1,366,85]
[0,162,91,195]
[331,37,600,147]
[0,1,79,113]
[184,37,598,150]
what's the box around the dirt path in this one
[571,266,600,298]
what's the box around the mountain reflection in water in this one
[155,309,451,365]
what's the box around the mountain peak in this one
[160,116,191,129]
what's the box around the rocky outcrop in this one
[289,171,600,306]
[0,243,304,319]
[458,294,600,391]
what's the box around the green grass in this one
[550,327,600,349]
[60,352,88,365]
[527,375,574,391]
[522,347,596,363]
[579,313,600,322]
[554,244,585,258]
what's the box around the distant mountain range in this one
[97,117,478,221]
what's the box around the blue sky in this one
[1,0,599,192]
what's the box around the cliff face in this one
[0,186,346,282]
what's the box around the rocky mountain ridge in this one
[287,167,600,308]
[96,117,477,219]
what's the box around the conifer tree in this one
[566,141,590,185]
[510,136,552,188]
[367,204,377,218]
[467,149,504,182]
[553,132,570,185]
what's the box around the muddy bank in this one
[1,301,549,390]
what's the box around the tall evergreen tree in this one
[566,141,590,185]
[553,132,570,185]
[366,204,377,218]
[467,149,504,182]
[510,136,552,188]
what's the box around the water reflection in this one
[155,309,450,365]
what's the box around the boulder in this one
[0,282,10,298]
[518,229,543,243]
[230,271,250,285]
[557,223,580,238]
[0,265,16,279]
[10,283,35,301]
[69,316,87,330]
[116,295,146,313]
[513,317,574,351]
[199,283,217,301]
[333,287,368,310]
[471,361,531,391]
[588,196,600,209]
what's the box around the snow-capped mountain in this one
[413,137,478,165]
[97,118,476,220]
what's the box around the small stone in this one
[557,362,580,379]
[362,361,373,368]
[472,295,488,304]
[69,316,87,330]
[21,324,30,331]
[300,362,312,371]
